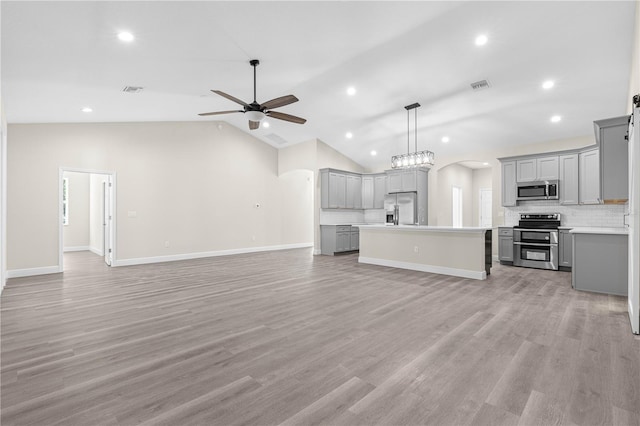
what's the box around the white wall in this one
[628,0,640,114]
[279,169,314,245]
[7,121,313,272]
[89,173,106,255]
[436,163,473,227]
[1,99,6,291]
[62,171,90,250]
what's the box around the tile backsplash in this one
[319,209,365,225]
[504,200,626,227]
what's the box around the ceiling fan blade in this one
[211,90,249,107]
[198,110,242,116]
[249,120,260,130]
[267,111,307,124]
[261,95,299,110]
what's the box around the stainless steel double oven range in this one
[513,213,561,271]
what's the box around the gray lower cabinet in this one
[572,233,628,296]
[558,229,572,268]
[321,225,359,255]
[498,227,513,263]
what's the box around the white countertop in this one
[568,227,628,235]
[354,224,491,234]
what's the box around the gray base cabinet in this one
[320,225,359,255]
[558,229,572,268]
[498,227,514,263]
[572,233,628,296]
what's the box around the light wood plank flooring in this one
[1,249,639,425]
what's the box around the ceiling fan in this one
[199,59,307,130]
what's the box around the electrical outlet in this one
[414,246,419,253]
[164,241,170,248]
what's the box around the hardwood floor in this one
[1,249,639,425]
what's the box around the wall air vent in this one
[265,133,289,146]
[122,86,144,94]
[470,80,491,91]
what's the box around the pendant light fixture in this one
[391,103,435,169]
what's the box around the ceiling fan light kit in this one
[199,59,307,130]
[391,103,435,169]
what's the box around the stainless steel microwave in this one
[516,180,559,201]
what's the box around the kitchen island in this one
[355,225,492,280]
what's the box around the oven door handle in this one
[513,242,557,247]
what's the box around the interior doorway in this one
[59,168,116,271]
[479,188,492,228]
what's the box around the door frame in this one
[59,167,117,271]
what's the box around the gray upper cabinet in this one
[595,115,629,204]
[373,175,387,208]
[501,161,517,207]
[387,169,419,193]
[579,149,600,204]
[362,174,387,209]
[559,154,579,205]
[346,175,362,209]
[320,169,347,209]
[362,176,374,209]
[401,170,417,192]
[537,156,559,180]
[517,156,558,182]
[516,158,537,182]
[387,171,403,193]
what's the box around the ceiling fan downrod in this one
[250,59,259,104]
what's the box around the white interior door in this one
[103,177,113,266]
[479,188,492,228]
[628,106,639,334]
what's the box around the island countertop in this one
[353,224,492,233]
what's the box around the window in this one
[452,186,462,227]
[63,177,69,225]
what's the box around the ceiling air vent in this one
[470,80,491,91]
[265,133,289,146]
[122,86,144,94]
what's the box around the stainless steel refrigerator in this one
[384,192,419,225]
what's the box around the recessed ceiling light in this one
[483,162,489,166]
[262,121,270,128]
[542,80,555,90]
[550,115,562,123]
[346,87,356,96]
[346,132,353,139]
[81,107,93,113]
[371,150,377,156]
[441,136,450,143]
[118,31,134,42]
[475,34,488,46]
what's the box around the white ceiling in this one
[2,1,636,170]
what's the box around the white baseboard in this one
[313,249,321,255]
[358,256,486,280]
[113,243,314,267]
[89,246,104,256]
[629,299,639,335]
[492,254,499,262]
[7,265,62,279]
[63,245,90,252]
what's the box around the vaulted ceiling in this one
[2,1,636,170]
